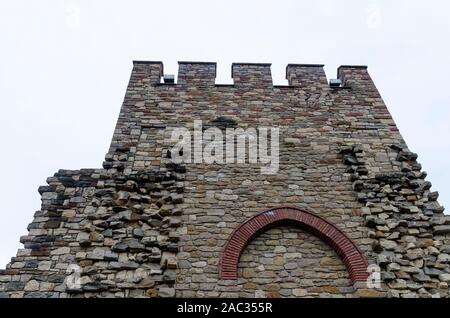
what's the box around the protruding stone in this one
[433,225,450,235]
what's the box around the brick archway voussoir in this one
[219,206,369,283]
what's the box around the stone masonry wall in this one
[237,226,353,298]
[0,166,185,298]
[339,144,450,297]
[1,61,448,298]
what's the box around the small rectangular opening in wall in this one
[163,61,178,84]
[272,62,288,86]
[163,74,175,84]
[215,62,233,85]
[329,78,342,87]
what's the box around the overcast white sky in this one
[0,0,449,267]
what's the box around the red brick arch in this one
[219,206,369,283]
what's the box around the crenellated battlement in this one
[132,60,372,89]
[286,64,327,88]
[337,65,372,90]
[132,60,163,84]
[178,61,216,86]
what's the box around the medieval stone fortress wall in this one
[0,61,448,298]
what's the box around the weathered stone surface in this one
[51,247,70,255]
[24,280,40,292]
[424,267,444,277]
[438,274,450,282]
[158,287,175,298]
[433,225,450,235]
[354,289,385,298]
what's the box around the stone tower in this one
[1,61,449,298]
